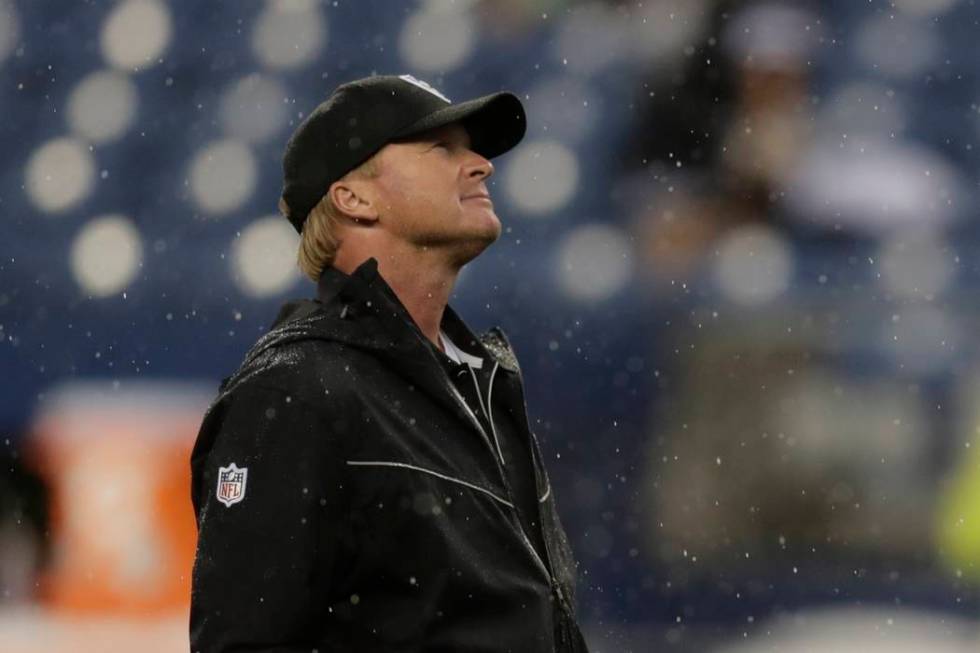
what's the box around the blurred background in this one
[3,0,980,650]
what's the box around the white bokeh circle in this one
[232,216,301,298]
[786,139,961,235]
[101,0,173,71]
[220,74,289,143]
[252,0,326,70]
[67,70,139,144]
[189,140,257,216]
[26,138,96,214]
[525,77,598,143]
[713,224,793,305]
[554,223,633,302]
[503,140,579,217]
[399,7,475,73]
[70,215,143,297]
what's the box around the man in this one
[189,74,589,652]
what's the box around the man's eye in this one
[433,142,450,150]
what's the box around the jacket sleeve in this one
[190,383,348,652]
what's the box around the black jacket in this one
[190,257,589,652]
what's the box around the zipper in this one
[470,363,506,467]
[444,369,554,583]
[448,340,580,647]
[483,361,571,616]
[490,339,581,634]
[447,382,499,468]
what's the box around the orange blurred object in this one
[28,380,211,616]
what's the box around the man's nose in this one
[465,153,494,180]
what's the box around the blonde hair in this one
[289,156,379,282]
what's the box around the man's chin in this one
[449,231,498,267]
[416,215,501,265]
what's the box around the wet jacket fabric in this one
[189,257,589,652]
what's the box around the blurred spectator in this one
[643,319,936,578]
[0,440,48,604]
[625,1,819,288]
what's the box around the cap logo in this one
[399,74,451,104]
[216,462,248,507]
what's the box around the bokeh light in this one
[231,217,301,298]
[399,6,475,73]
[188,140,257,216]
[101,0,173,72]
[787,139,961,235]
[525,77,598,143]
[25,138,95,214]
[70,215,143,298]
[219,74,289,143]
[713,224,793,306]
[503,140,578,216]
[67,70,139,144]
[554,223,633,302]
[251,0,326,71]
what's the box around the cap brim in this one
[393,92,526,159]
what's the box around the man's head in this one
[280,74,526,280]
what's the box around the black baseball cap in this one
[281,74,527,233]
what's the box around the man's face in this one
[368,123,500,265]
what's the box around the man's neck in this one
[336,250,460,352]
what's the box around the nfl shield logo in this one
[216,462,248,507]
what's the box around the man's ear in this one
[329,179,379,224]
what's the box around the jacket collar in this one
[306,258,523,454]
[218,258,525,464]
[312,257,521,375]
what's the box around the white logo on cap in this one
[399,74,451,104]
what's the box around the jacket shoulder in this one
[224,336,359,405]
